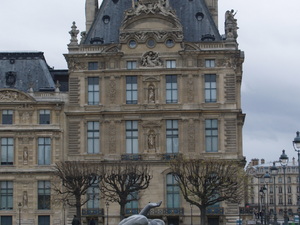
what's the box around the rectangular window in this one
[205,119,218,152]
[166,120,178,153]
[205,59,215,68]
[38,181,51,210]
[38,138,51,165]
[166,174,180,208]
[127,61,137,69]
[0,181,13,210]
[166,75,178,103]
[166,60,176,68]
[88,77,100,105]
[88,62,98,71]
[126,121,138,154]
[126,76,138,104]
[2,110,13,125]
[39,110,51,124]
[126,191,138,210]
[87,122,100,154]
[38,215,50,225]
[0,216,12,225]
[0,138,14,165]
[205,74,217,103]
[87,184,100,209]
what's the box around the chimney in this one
[85,0,99,33]
[261,159,265,164]
[252,158,259,166]
[293,157,295,165]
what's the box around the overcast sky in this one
[1,0,300,165]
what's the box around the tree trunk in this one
[120,203,126,221]
[200,206,207,225]
[76,195,82,224]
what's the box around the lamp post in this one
[190,203,193,225]
[270,162,278,225]
[264,171,271,225]
[106,201,109,225]
[293,131,300,225]
[280,150,289,225]
[18,202,22,225]
[260,186,267,225]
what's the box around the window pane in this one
[87,122,100,154]
[2,110,13,125]
[38,138,51,165]
[126,121,138,154]
[126,76,138,104]
[205,119,218,152]
[88,77,100,105]
[166,75,178,103]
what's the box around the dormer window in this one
[103,15,110,24]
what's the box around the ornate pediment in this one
[0,89,36,102]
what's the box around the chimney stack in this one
[85,0,99,33]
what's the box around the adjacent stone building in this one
[0,0,245,225]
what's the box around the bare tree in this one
[100,162,152,220]
[52,161,101,223]
[170,157,246,225]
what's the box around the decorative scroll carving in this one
[109,122,117,153]
[108,77,117,104]
[67,59,88,71]
[0,90,33,102]
[141,51,162,67]
[188,121,195,152]
[187,76,194,102]
[120,30,183,43]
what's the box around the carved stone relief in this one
[67,58,88,71]
[187,76,194,102]
[141,51,162,67]
[108,76,117,104]
[109,122,117,153]
[0,90,33,102]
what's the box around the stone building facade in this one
[0,0,245,225]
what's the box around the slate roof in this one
[83,0,222,45]
[0,52,56,92]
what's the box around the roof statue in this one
[225,9,239,41]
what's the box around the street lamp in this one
[293,131,300,225]
[106,201,109,225]
[260,186,267,224]
[280,149,289,225]
[18,202,22,225]
[270,162,278,225]
[264,171,271,225]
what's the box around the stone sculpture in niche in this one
[147,129,156,150]
[148,84,155,103]
[119,201,165,225]
[225,9,238,40]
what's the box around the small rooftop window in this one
[103,15,110,24]
[90,37,104,44]
[195,12,204,21]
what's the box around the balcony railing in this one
[206,206,224,215]
[121,154,142,161]
[161,153,180,160]
[125,208,184,216]
[239,207,254,215]
[82,208,105,216]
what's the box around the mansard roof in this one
[83,0,222,45]
[0,52,55,92]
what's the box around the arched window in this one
[166,174,180,208]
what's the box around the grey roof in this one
[0,52,55,92]
[83,0,221,45]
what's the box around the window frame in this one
[126,121,138,154]
[166,120,179,154]
[205,74,217,103]
[39,110,51,125]
[166,60,176,69]
[127,61,137,70]
[38,181,51,210]
[38,137,51,165]
[0,181,13,210]
[205,119,218,152]
[126,76,138,104]
[2,110,13,125]
[88,77,100,105]
[166,75,178,104]
[166,174,180,208]
[87,183,100,209]
[205,59,215,68]
[0,138,14,165]
[87,121,100,154]
[88,62,98,71]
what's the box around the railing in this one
[121,154,142,161]
[125,208,184,216]
[206,206,224,215]
[239,207,254,215]
[161,153,180,160]
[82,208,105,216]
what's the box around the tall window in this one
[166,174,180,208]
[126,191,138,210]
[205,74,217,103]
[166,60,176,68]
[126,121,138,154]
[39,110,51,124]
[0,216,12,225]
[38,216,50,225]
[88,77,99,105]
[38,181,51,210]
[38,138,51,165]
[127,61,137,69]
[166,75,178,103]
[288,186,291,193]
[87,122,100,154]
[2,110,13,124]
[0,181,13,210]
[205,119,218,152]
[87,183,100,209]
[166,120,178,153]
[126,76,138,104]
[0,138,14,165]
[278,186,282,193]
